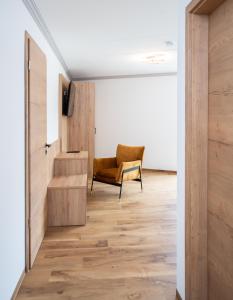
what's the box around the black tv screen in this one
[62,83,70,116]
[62,82,75,117]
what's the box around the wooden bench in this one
[47,151,88,226]
[48,174,87,226]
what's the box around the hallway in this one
[17,171,176,300]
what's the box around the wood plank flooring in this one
[17,171,176,300]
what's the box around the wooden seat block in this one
[48,174,87,189]
[54,151,88,176]
[48,174,87,226]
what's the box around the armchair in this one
[91,144,145,198]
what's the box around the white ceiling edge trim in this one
[22,0,71,79]
[74,72,177,81]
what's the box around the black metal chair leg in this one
[119,183,123,199]
[119,171,124,199]
[139,166,143,191]
[91,177,94,192]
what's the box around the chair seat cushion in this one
[95,175,116,185]
[96,168,118,179]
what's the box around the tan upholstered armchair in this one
[91,144,145,198]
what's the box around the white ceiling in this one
[34,0,178,79]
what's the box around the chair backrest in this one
[116,144,145,167]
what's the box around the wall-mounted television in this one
[62,81,75,117]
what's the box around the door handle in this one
[45,143,52,148]
[44,143,52,154]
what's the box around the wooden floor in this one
[17,171,177,300]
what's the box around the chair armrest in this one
[93,157,117,175]
[116,160,142,182]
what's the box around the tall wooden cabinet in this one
[58,74,69,152]
[68,82,95,177]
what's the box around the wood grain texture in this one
[187,0,225,14]
[54,159,88,177]
[68,82,95,177]
[48,188,87,226]
[88,83,95,177]
[27,34,47,267]
[48,175,87,189]
[47,140,60,184]
[208,1,233,298]
[186,1,233,299]
[55,151,88,160]
[48,147,89,228]
[25,31,30,271]
[185,10,208,300]
[58,74,70,152]
[29,140,60,267]
[54,151,88,176]
[17,171,176,300]
[209,0,233,145]
[25,33,61,270]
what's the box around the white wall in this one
[92,76,177,171]
[0,1,68,299]
[177,0,191,299]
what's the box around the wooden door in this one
[208,1,233,299]
[185,1,233,299]
[26,34,47,268]
[68,82,95,177]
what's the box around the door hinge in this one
[95,128,96,134]
[28,219,30,228]
[28,60,31,71]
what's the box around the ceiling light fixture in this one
[143,52,170,64]
[132,51,173,64]
[165,41,174,47]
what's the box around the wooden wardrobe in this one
[68,82,95,177]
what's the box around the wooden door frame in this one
[25,31,30,272]
[185,0,225,299]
